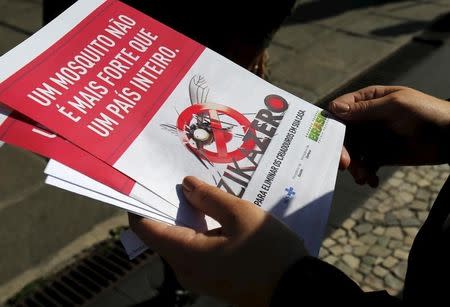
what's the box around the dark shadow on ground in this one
[285,0,410,25]
[371,20,428,37]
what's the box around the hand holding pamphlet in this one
[0,0,345,257]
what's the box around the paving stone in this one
[388,240,403,249]
[376,202,392,214]
[394,249,409,261]
[396,191,414,203]
[354,223,373,235]
[361,285,375,292]
[351,208,365,220]
[409,200,428,211]
[359,263,372,275]
[271,23,330,54]
[385,227,404,240]
[404,236,414,246]
[368,245,391,258]
[382,256,399,269]
[424,171,439,181]
[374,189,389,201]
[400,217,422,227]
[373,226,385,236]
[338,237,348,245]
[385,213,400,226]
[348,238,363,247]
[331,228,346,239]
[430,182,443,193]
[364,275,384,290]
[417,211,429,222]
[342,218,356,230]
[343,254,360,269]
[393,261,408,279]
[417,179,430,187]
[360,234,378,245]
[393,171,405,179]
[350,271,363,284]
[387,177,402,187]
[330,245,344,256]
[373,266,389,278]
[347,230,357,239]
[323,255,338,265]
[322,238,336,248]
[319,248,329,259]
[343,245,353,254]
[384,273,403,290]
[403,227,418,238]
[391,200,405,209]
[335,261,353,277]
[364,211,384,223]
[377,236,390,248]
[405,172,420,183]
[392,208,414,220]
[431,192,439,204]
[416,189,431,201]
[353,246,370,257]
[363,198,379,211]
[375,257,384,265]
[362,256,377,266]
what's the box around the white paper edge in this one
[44,160,177,219]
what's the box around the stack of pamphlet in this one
[0,0,345,257]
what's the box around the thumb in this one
[330,94,393,121]
[182,176,248,228]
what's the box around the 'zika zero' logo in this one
[176,94,288,164]
[160,75,289,188]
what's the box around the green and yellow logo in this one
[308,111,327,142]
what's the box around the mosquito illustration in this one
[160,75,258,184]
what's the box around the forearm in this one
[270,256,401,306]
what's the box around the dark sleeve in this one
[270,256,402,306]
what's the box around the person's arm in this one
[271,256,401,306]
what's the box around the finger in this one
[329,85,405,107]
[129,213,200,256]
[339,146,351,170]
[330,96,392,121]
[182,176,249,228]
[355,85,406,101]
[329,86,405,121]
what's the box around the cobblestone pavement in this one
[319,164,450,295]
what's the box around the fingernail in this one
[332,101,350,113]
[182,176,200,192]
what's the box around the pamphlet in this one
[0,0,345,255]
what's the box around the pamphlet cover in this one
[0,0,345,254]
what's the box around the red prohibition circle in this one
[177,103,256,163]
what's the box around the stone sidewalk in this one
[320,165,450,295]
[1,0,450,304]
